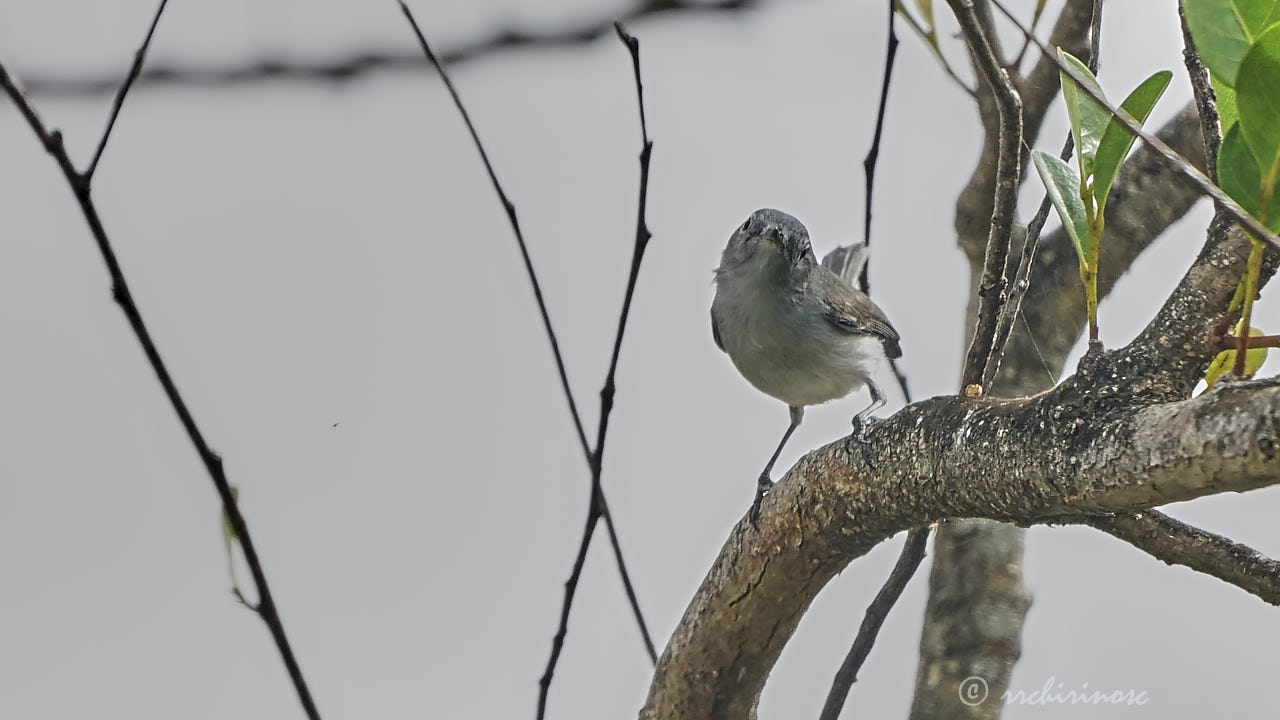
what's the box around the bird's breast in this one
[712,275,882,407]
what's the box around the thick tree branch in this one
[909,518,1028,720]
[640,374,1280,719]
[1085,510,1280,606]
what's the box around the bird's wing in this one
[814,269,902,358]
[710,307,726,353]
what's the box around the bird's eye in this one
[741,219,752,233]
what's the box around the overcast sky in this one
[2,1,1277,719]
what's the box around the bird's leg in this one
[850,379,886,468]
[850,378,886,440]
[752,405,804,527]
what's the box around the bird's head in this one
[719,208,816,276]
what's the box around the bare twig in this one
[0,22,322,720]
[394,6,657,718]
[860,0,914,404]
[860,0,899,298]
[593,19,658,663]
[892,0,976,95]
[1220,334,1280,349]
[990,0,1280,251]
[819,527,928,720]
[816,8,923,716]
[21,0,758,98]
[539,21,661,719]
[949,0,1024,392]
[86,0,170,181]
[398,2,589,457]
[982,0,1100,389]
[1084,510,1280,606]
[1179,3,1222,182]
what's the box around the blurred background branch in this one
[18,0,757,97]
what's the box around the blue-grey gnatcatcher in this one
[711,208,902,522]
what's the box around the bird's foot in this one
[850,416,875,468]
[749,474,773,528]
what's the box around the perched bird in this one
[710,208,902,523]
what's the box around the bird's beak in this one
[763,229,784,251]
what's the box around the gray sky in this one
[2,1,1277,718]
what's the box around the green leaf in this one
[1183,0,1280,85]
[913,0,933,28]
[1204,324,1269,388]
[1031,0,1048,29]
[1237,23,1280,206]
[1220,122,1264,218]
[1214,75,1240,133]
[1058,49,1110,178]
[1091,70,1172,212]
[1236,0,1280,36]
[1033,150,1093,266]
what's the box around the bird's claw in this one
[749,474,773,528]
[851,415,873,444]
[850,416,875,468]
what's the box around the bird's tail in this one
[820,243,869,286]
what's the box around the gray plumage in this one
[711,208,900,408]
[710,208,901,523]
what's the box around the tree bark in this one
[639,368,1280,718]
[909,102,1207,718]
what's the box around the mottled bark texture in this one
[907,105,1208,718]
[913,2,1099,715]
[909,520,1028,720]
[639,215,1278,717]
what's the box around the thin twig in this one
[859,0,914,405]
[1220,334,1280,350]
[892,0,976,95]
[594,21,659,666]
[990,0,1280,250]
[398,1,589,457]
[0,37,322,720]
[22,0,759,98]
[538,492,601,720]
[860,0,899,298]
[1084,510,1280,605]
[816,10,934,714]
[537,24,661,717]
[1179,3,1222,183]
[981,0,1100,389]
[819,527,928,720]
[949,0,1024,391]
[394,7,658,718]
[86,0,170,181]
